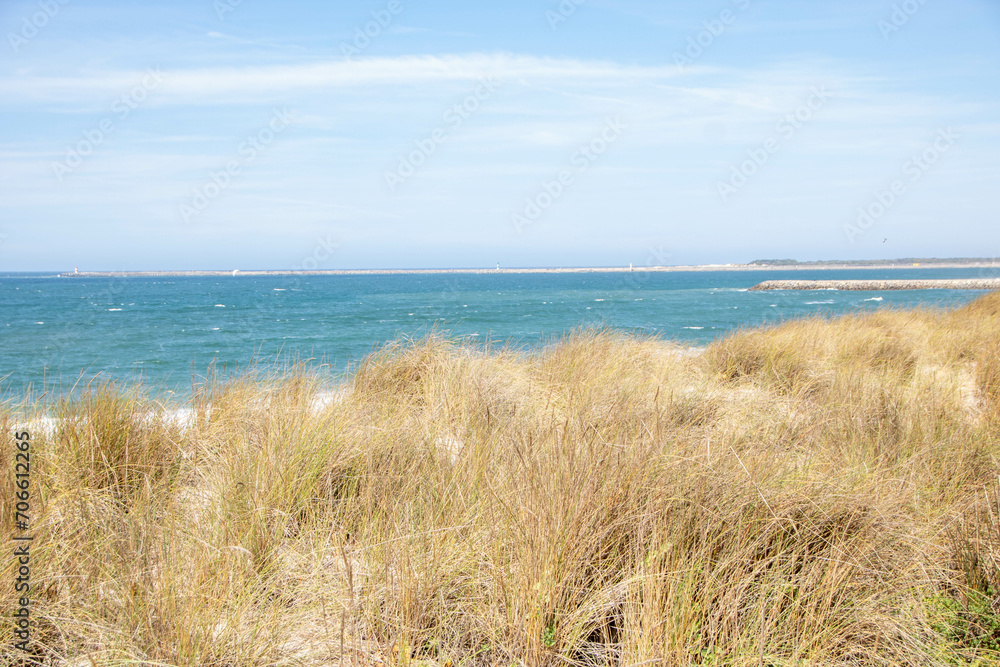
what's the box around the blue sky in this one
[1,0,998,270]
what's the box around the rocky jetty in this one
[749,279,1000,291]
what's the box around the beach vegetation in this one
[3,291,1000,665]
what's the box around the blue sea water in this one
[0,268,995,399]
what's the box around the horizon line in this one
[0,257,994,277]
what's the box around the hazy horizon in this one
[6,256,1000,274]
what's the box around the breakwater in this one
[749,279,1000,291]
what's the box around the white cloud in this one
[0,53,690,106]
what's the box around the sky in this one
[1,0,998,271]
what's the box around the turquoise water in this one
[0,268,995,398]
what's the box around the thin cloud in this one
[0,53,688,106]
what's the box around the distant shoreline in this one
[55,261,1000,278]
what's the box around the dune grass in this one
[3,292,1000,665]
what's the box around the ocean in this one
[1,267,995,399]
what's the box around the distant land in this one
[57,258,1000,278]
[747,257,1000,267]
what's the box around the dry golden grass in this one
[3,292,1000,665]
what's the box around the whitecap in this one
[214,304,226,307]
[805,300,835,305]
[273,288,286,291]
[108,308,122,311]
[863,297,884,302]
[683,326,705,330]
[595,298,605,301]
